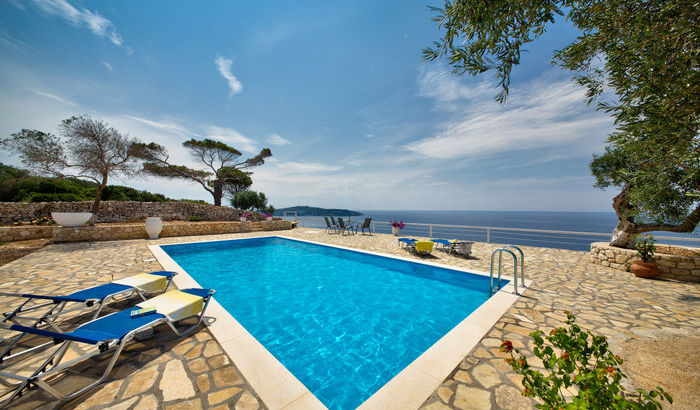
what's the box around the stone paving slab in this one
[1,228,698,409]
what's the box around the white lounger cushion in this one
[137,290,204,321]
[113,273,169,293]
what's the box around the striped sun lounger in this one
[0,288,214,405]
[0,271,176,365]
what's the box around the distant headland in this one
[275,206,362,217]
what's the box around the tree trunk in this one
[212,180,223,206]
[610,220,638,248]
[91,179,107,225]
[609,184,638,248]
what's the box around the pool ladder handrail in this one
[489,245,525,295]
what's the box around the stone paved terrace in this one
[0,228,698,409]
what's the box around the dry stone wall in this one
[0,201,263,225]
[590,241,700,282]
[2,220,292,243]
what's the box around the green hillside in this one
[0,163,204,203]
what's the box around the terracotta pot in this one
[630,260,660,279]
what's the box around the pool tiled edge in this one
[148,236,529,409]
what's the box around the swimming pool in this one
[158,236,514,409]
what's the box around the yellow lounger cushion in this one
[113,273,168,293]
[414,241,434,254]
[137,290,204,321]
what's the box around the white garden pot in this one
[266,217,272,221]
[392,227,400,236]
[240,217,247,222]
[51,212,93,227]
[145,217,163,239]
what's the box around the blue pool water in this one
[162,237,501,409]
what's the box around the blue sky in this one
[0,0,617,211]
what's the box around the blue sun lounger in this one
[398,238,416,247]
[431,239,474,256]
[398,238,434,256]
[0,288,214,404]
[0,271,176,365]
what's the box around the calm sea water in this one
[283,210,699,251]
[163,237,496,409]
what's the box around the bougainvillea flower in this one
[500,340,513,352]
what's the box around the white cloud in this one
[365,134,375,138]
[124,116,193,136]
[207,125,256,153]
[27,0,124,47]
[408,69,614,159]
[0,30,33,52]
[7,0,26,11]
[31,89,78,106]
[267,133,291,146]
[214,56,242,96]
[417,66,492,107]
[274,161,341,173]
[102,61,112,71]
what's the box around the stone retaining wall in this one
[590,241,700,282]
[0,201,263,225]
[1,220,292,243]
[0,226,53,242]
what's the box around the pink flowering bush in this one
[390,220,405,229]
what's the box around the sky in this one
[0,0,618,211]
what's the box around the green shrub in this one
[0,163,181,204]
[28,192,83,202]
[101,185,168,202]
[177,199,208,205]
[501,311,672,409]
[189,215,204,222]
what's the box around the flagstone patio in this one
[1,228,698,409]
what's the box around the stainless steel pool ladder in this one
[489,245,525,295]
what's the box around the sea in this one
[278,210,699,252]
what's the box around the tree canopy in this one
[424,0,699,247]
[132,138,271,206]
[1,115,147,215]
[231,190,275,215]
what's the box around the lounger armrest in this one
[148,271,178,278]
[181,288,215,299]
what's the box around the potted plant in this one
[630,234,660,278]
[240,212,251,222]
[390,220,405,236]
[264,214,273,221]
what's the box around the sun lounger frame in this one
[0,272,176,366]
[0,288,213,405]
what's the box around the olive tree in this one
[132,138,271,206]
[1,115,146,215]
[424,0,699,247]
[231,190,275,214]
